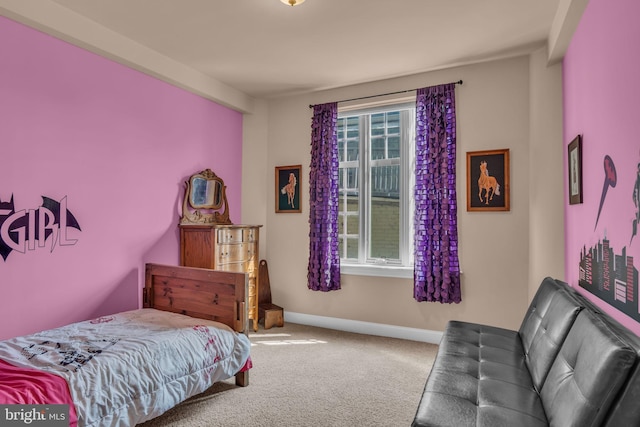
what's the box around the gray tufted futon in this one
[412,277,640,427]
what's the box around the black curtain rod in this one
[308,80,463,109]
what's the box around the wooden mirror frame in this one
[180,169,232,225]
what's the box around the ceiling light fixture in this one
[280,0,305,6]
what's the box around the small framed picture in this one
[568,135,583,205]
[275,165,302,213]
[466,149,510,211]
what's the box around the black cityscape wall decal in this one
[579,236,639,321]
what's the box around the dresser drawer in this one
[217,243,256,263]
[244,228,258,243]
[217,227,258,244]
[216,260,247,272]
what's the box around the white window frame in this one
[337,97,415,279]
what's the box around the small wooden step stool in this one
[258,259,284,330]
[259,303,284,329]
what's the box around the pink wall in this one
[563,0,640,335]
[0,17,243,339]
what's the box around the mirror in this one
[180,169,231,225]
[190,176,222,209]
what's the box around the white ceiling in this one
[37,0,563,99]
[1,0,590,111]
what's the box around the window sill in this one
[340,263,413,279]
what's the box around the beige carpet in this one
[139,322,438,427]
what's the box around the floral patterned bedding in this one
[0,308,251,427]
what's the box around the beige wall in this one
[241,98,269,258]
[528,47,566,300]
[242,53,564,332]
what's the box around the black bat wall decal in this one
[0,195,81,261]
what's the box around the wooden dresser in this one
[179,224,262,331]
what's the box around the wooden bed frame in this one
[143,263,250,386]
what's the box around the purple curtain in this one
[414,84,461,303]
[308,102,341,291]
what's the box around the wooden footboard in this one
[143,263,250,386]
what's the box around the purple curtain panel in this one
[414,84,461,303]
[308,102,341,291]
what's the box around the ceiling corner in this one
[547,0,590,65]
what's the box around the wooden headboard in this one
[144,263,248,334]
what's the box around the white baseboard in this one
[284,312,443,344]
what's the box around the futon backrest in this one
[564,286,640,427]
[518,277,582,391]
[540,309,636,427]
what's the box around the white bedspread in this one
[0,308,251,427]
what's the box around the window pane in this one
[346,116,359,139]
[370,196,399,260]
[346,214,359,234]
[346,237,359,259]
[346,193,358,212]
[338,116,360,162]
[386,111,400,134]
[371,137,385,160]
[339,166,357,190]
[371,164,399,198]
[347,140,358,161]
[388,136,400,158]
[371,113,385,136]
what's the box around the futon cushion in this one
[518,277,582,391]
[540,309,636,427]
[412,321,547,427]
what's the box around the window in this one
[337,101,415,277]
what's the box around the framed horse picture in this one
[275,165,302,213]
[466,149,510,212]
